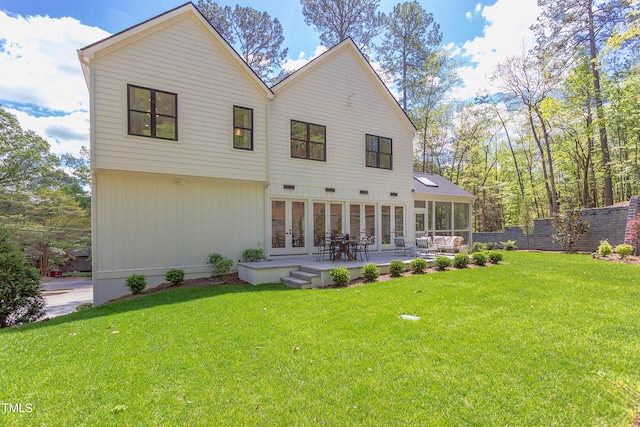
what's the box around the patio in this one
[238,250,443,289]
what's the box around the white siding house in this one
[79,3,472,305]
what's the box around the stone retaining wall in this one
[473,196,640,252]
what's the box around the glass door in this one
[380,205,404,250]
[349,203,376,244]
[271,200,307,255]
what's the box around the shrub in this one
[125,274,147,294]
[615,244,633,259]
[361,263,380,282]
[471,242,487,253]
[598,240,613,257]
[208,253,233,276]
[453,253,469,269]
[410,257,428,274]
[165,269,185,285]
[0,228,45,328]
[389,260,405,277]
[485,241,497,250]
[487,251,503,264]
[626,214,640,256]
[551,211,589,253]
[242,248,266,262]
[500,240,518,251]
[472,252,488,266]
[75,302,93,311]
[329,267,350,286]
[434,256,451,271]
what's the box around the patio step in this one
[281,268,321,289]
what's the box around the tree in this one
[379,1,442,110]
[300,0,384,51]
[551,210,589,253]
[0,227,45,328]
[532,0,633,206]
[196,1,288,82]
[0,107,60,190]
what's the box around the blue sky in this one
[0,0,539,157]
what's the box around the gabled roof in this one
[413,173,475,199]
[77,2,273,99]
[271,38,416,132]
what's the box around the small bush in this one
[485,242,497,250]
[208,253,233,276]
[453,253,469,269]
[487,251,503,264]
[329,267,350,286]
[598,240,613,256]
[410,257,428,274]
[125,274,147,294]
[361,263,380,282]
[165,269,185,285]
[500,240,518,251]
[615,244,633,259]
[472,252,488,266]
[471,242,487,253]
[435,256,451,271]
[389,260,405,277]
[242,248,266,262]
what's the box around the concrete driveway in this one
[42,277,93,318]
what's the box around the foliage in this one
[165,269,185,285]
[471,242,487,253]
[487,251,503,264]
[551,211,589,253]
[196,1,288,81]
[329,266,350,286]
[74,302,93,311]
[614,244,633,259]
[388,260,405,277]
[597,240,613,257]
[471,252,488,266]
[379,0,442,110]
[361,263,380,282]
[484,241,497,250]
[452,253,469,269]
[300,0,384,51]
[434,255,451,271]
[125,274,147,295]
[500,240,518,251]
[242,248,266,262]
[207,253,233,277]
[0,227,45,327]
[410,257,427,274]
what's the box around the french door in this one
[380,205,404,250]
[271,199,307,255]
[348,203,376,244]
[313,202,344,246]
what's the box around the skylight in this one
[415,176,438,187]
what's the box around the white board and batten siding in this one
[90,14,270,182]
[268,42,415,199]
[93,171,265,305]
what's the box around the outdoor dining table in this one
[332,239,358,261]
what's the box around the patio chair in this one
[357,237,371,261]
[316,237,335,261]
[394,236,410,256]
[416,236,437,258]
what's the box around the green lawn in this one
[1,252,639,426]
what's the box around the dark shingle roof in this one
[413,173,475,199]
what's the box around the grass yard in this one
[1,251,639,426]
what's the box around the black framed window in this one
[291,120,326,161]
[365,134,392,169]
[233,106,253,150]
[128,84,177,140]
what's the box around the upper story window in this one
[233,106,253,150]
[291,120,326,161]
[365,134,392,170]
[128,84,177,140]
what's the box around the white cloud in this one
[465,11,472,20]
[281,45,328,73]
[0,11,109,155]
[452,0,540,100]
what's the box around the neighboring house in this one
[78,2,472,305]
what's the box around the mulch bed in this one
[591,253,640,266]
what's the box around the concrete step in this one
[290,270,319,282]
[280,276,307,289]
